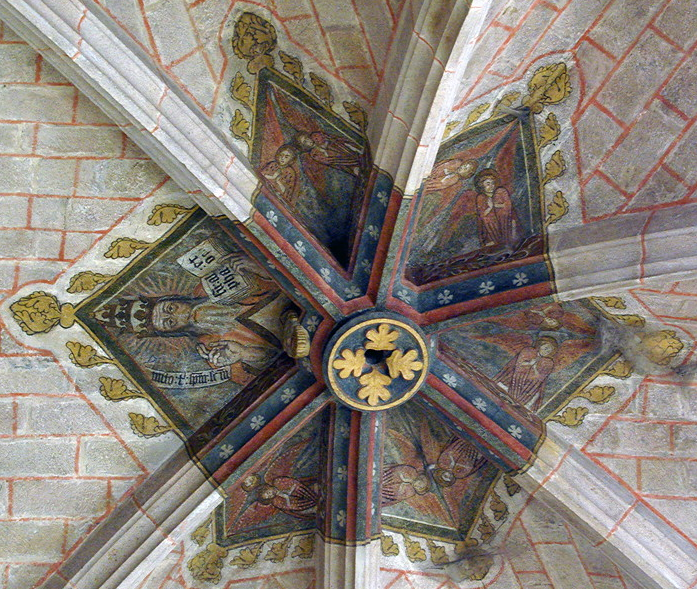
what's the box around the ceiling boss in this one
[324,313,430,411]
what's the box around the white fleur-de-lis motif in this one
[443,373,458,387]
[513,272,529,287]
[281,388,296,403]
[265,210,278,227]
[377,190,388,205]
[437,289,453,305]
[396,288,412,303]
[336,509,347,527]
[320,267,332,283]
[294,241,307,256]
[345,285,361,299]
[338,423,350,439]
[479,280,495,294]
[250,415,266,430]
[367,225,380,239]
[219,444,235,459]
[305,316,320,333]
[337,465,348,481]
[508,424,523,439]
[473,398,488,412]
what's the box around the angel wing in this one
[470,332,534,356]
[264,435,315,482]
[385,427,427,470]
[552,338,596,372]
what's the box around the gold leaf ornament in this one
[386,349,423,380]
[542,150,566,185]
[191,517,212,546]
[333,348,366,378]
[477,513,495,543]
[99,377,145,402]
[538,112,561,148]
[614,314,646,327]
[147,203,194,226]
[230,109,252,149]
[464,103,490,128]
[231,72,254,109]
[66,341,114,368]
[545,190,569,225]
[128,413,172,437]
[638,330,683,366]
[290,534,314,559]
[578,385,615,404]
[67,271,113,294]
[403,534,426,562]
[188,543,228,583]
[426,539,449,565]
[594,296,627,309]
[309,72,333,106]
[365,323,399,351]
[550,406,588,427]
[104,237,150,259]
[492,92,521,116]
[279,51,304,84]
[503,473,521,496]
[231,543,263,568]
[343,100,368,132]
[380,534,399,556]
[358,369,392,406]
[603,359,633,379]
[523,62,571,113]
[489,490,508,521]
[265,536,291,563]
[442,120,461,138]
[231,12,277,73]
[10,291,76,335]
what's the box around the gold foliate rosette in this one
[10,291,76,335]
[231,12,277,74]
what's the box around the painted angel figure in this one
[473,167,519,249]
[489,302,597,336]
[260,144,300,206]
[295,130,365,177]
[381,464,431,505]
[431,436,487,488]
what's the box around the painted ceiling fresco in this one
[2,1,697,588]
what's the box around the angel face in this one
[457,160,477,179]
[276,146,297,167]
[537,339,558,358]
[242,474,261,492]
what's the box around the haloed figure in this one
[474,168,519,249]
[495,336,559,412]
[261,144,299,205]
[242,473,318,519]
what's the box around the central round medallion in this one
[323,312,430,411]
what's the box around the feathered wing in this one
[552,338,596,372]
[470,332,534,357]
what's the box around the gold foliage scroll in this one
[188,543,228,584]
[343,101,368,132]
[231,543,262,568]
[310,73,333,106]
[265,536,291,563]
[290,534,314,559]
[128,413,172,437]
[147,203,195,226]
[280,51,304,84]
[492,92,520,117]
[503,473,521,496]
[426,539,449,565]
[613,314,646,328]
[380,534,399,556]
[231,12,276,73]
[639,330,683,366]
[477,513,495,543]
[191,517,212,546]
[542,150,566,185]
[67,271,113,294]
[464,103,490,128]
[550,406,588,427]
[489,490,508,521]
[99,377,145,402]
[538,112,561,148]
[577,385,615,404]
[523,62,571,113]
[403,534,426,562]
[603,359,633,379]
[230,109,252,149]
[231,72,253,109]
[66,341,114,368]
[545,190,569,225]
[442,120,461,138]
[104,237,150,259]
[594,296,627,309]
[10,291,75,335]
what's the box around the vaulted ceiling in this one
[1,1,697,589]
